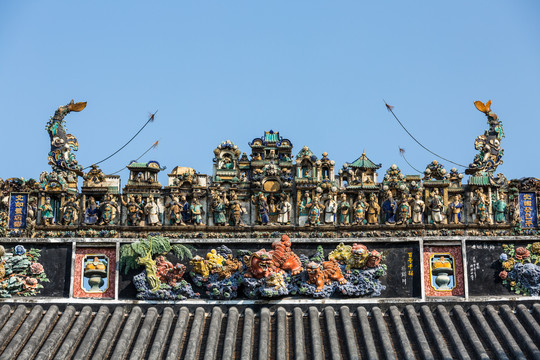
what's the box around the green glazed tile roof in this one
[349,152,381,169]
[264,131,280,142]
[468,175,490,186]
[127,162,148,168]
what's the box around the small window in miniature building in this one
[322,166,329,179]
[301,160,312,178]
[220,154,234,169]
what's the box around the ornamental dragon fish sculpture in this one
[46,100,86,175]
[466,100,506,185]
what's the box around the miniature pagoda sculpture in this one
[339,151,381,189]
[213,140,241,183]
[466,100,506,185]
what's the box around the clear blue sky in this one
[1,1,539,186]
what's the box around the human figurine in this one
[298,191,312,225]
[382,190,397,225]
[337,193,351,225]
[211,191,228,226]
[240,172,248,183]
[144,195,160,226]
[429,189,445,224]
[84,197,100,225]
[366,193,380,225]
[122,195,143,226]
[179,195,191,223]
[474,189,488,224]
[229,193,245,226]
[324,195,337,224]
[252,193,270,225]
[412,194,425,224]
[306,194,322,226]
[448,195,463,224]
[61,195,79,225]
[39,197,55,226]
[190,197,204,225]
[277,193,292,225]
[167,195,185,226]
[493,192,508,224]
[396,192,411,225]
[268,196,279,224]
[220,156,233,169]
[100,194,118,225]
[353,193,367,225]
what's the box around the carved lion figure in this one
[305,260,347,292]
[329,243,373,270]
[271,234,303,275]
[155,255,186,286]
[244,250,276,279]
[190,255,210,279]
[266,272,287,290]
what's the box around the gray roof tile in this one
[0,302,539,359]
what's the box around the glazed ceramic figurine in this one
[307,194,322,226]
[337,193,351,225]
[167,196,185,226]
[324,195,337,224]
[244,250,276,279]
[39,197,55,226]
[61,195,79,225]
[466,100,505,183]
[190,255,210,279]
[122,195,143,226]
[46,100,86,175]
[277,193,292,225]
[211,192,228,226]
[305,261,347,292]
[271,235,303,275]
[84,197,100,225]
[474,189,488,224]
[353,193,367,225]
[145,195,160,226]
[298,191,311,218]
[179,196,191,223]
[252,193,270,225]
[229,193,245,226]
[448,195,463,224]
[396,192,411,225]
[493,192,508,223]
[366,193,380,225]
[382,190,397,225]
[100,194,118,226]
[412,194,425,224]
[429,189,445,224]
[190,197,204,225]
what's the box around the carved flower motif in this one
[24,277,38,289]
[30,263,44,275]
[515,247,530,260]
[531,242,540,254]
[502,259,514,271]
[14,245,26,255]
[499,271,508,280]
